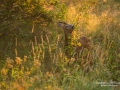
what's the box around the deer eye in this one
[66,26,70,29]
[66,25,73,30]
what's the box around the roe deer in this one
[57,21,91,60]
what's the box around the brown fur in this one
[57,21,91,59]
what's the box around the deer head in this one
[57,21,74,35]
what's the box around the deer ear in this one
[57,22,62,27]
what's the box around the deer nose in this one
[72,25,74,29]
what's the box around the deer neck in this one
[64,33,72,58]
[64,34,72,47]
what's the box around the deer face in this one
[57,22,74,35]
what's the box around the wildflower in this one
[59,53,62,58]
[23,56,27,62]
[45,71,53,79]
[72,31,77,40]
[15,57,22,65]
[71,42,75,46]
[7,63,13,68]
[44,85,52,90]
[77,42,81,46]
[45,71,51,77]
[69,58,75,64]
[33,59,41,67]
[26,68,30,75]
[26,71,30,76]
[1,68,8,76]
[6,57,14,64]
[64,56,69,63]
[71,57,75,62]
[21,66,24,71]
[72,30,76,35]
[6,58,14,68]
[63,68,66,72]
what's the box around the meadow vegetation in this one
[0,0,120,90]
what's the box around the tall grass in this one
[0,0,120,90]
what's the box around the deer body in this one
[57,22,90,59]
